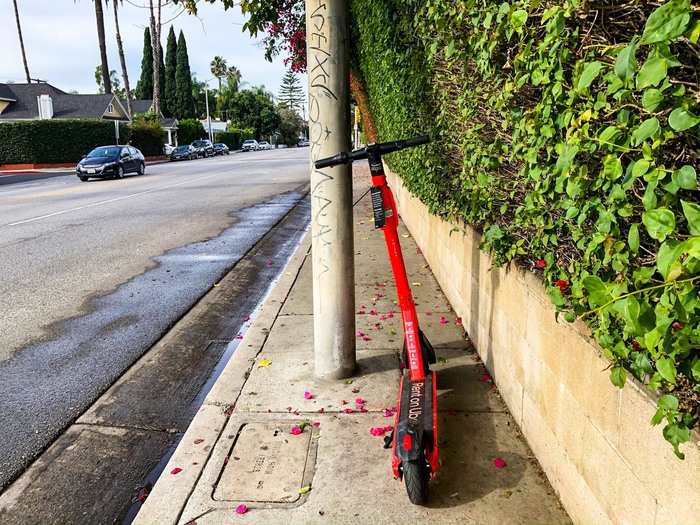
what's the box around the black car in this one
[76,145,145,182]
[170,145,197,161]
[213,143,230,155]
[191,139,214,158]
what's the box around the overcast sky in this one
[1,0,306,102]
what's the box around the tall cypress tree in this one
[134,27,153,100]
[164,27,178,117]
[175,30,195,118]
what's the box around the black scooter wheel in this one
[403,458,429,505]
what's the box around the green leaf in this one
[681,200,700,235]
[663,423,689,459]
[631,159,651,178]
[640,0,691,44]
[598,125,620,145]
[641,89,664,112]
[656,356,677,384]
[657,240,684,281]
[658,394,679,411]
[668,107,700,131]
[610,366,627,388]
[636,57,667,89]
[642,207,676,241]
[583,275,612,307]
[602,155,622,180]
[691,358,700,382]
[615,38,638,84]
[547,286,566,307]
[577,61,603,91]
[672,166,697,190]
[628,223,640,253]
[510,9,528,31]
[632,117,660,145]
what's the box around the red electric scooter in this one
[315,136,438,504]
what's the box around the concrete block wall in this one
[386,169,700,525]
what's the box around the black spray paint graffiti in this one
[308,0,337,278]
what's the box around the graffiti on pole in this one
[307,0,336,276]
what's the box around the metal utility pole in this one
[205,85,213,142]
[305,0,355,379]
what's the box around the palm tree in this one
[225,65,241,92]
[12,0,31,83]
[93,0,112,94]
[210,56,228,91]
[111,0,132,116]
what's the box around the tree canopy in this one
[134,27,153,99]
[164,27,178,117]
[221,86,280,140]
[175,30,195,118]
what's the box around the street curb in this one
[134,232,311,524]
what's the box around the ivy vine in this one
[351,0,699,457]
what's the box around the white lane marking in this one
[6,172,224,227]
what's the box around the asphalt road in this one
[0,149,310,489]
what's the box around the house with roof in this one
[0,82,178,146]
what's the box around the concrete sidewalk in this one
[136,167,570,525]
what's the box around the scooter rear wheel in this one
[403,457,430,505]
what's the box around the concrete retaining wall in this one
[386,169,700,525]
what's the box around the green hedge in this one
[214,127,255,149]
[177,118,206,145]
[350,0,700,456]
[0,120,116,164]
[0,119,166,163]
[127,120,165,157]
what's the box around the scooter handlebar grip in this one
[314,152,348,169]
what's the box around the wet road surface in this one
[0,149,310,490]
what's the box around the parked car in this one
[163,143,176,155]
[170,145,197,161]
[297,139,310,147]
[258,141,272,150]
[191,139,214,158]
[76,145,145,182]
[241,139,259,152]
[213,143,230,155]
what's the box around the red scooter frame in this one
[315,136,438,504]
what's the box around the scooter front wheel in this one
[403,457,430,505]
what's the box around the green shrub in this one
[214,127,255,149]
[0,120,116,164]
[177,118,206,145]
[125,115,165,156]
[351,0,700,456]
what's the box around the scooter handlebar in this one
[314,152,349,169]
[314,134,430,170]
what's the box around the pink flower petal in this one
[383,425,393,432]
[493,457,507,469]
[235,503,248,514]
[170,467,182,475]
[290,425,303,435]
[304,391,313,400]
[382,408,395,417]
[480,372,493,383]
[312,421,321,428]
[455,316,462,325]
[342,408,354,414]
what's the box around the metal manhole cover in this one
[213,422,312,503]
